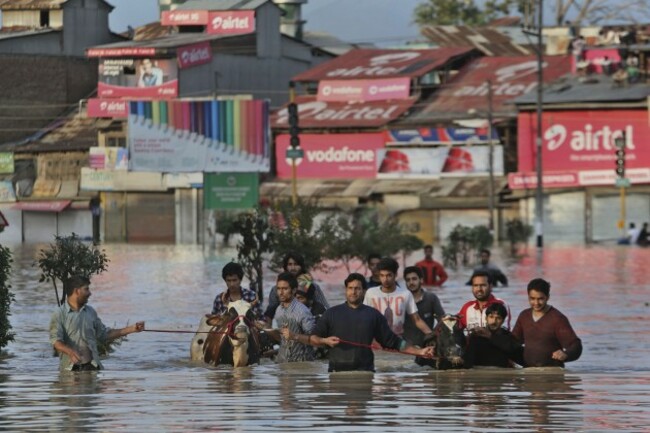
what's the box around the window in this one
[40,10,50,27]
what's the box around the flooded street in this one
[1,243,649,432]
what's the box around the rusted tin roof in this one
[292,47,475,82]
[399,55,571,125]
[0,0,66,9]
[122,21,175,42]
[421,25,531,57]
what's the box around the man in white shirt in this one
[627,222,641,244]
[363,257,433,338]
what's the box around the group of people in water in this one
[49,246,582,373]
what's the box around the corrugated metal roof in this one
[175,0,270,10]
[292,47,475,82]
[0,0,66,9]
[514,75,650,106]
[421,25,531,57]
[399,55,571,125]
[88,32,254,55]
[0,28,58,40]
[271,95,416,129]
[303,31,370,56]
[122,21,174,41]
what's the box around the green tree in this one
[0,243,14,350]
[414,0,521,26]
[215,211,240,247]
[442,224,494,269]
[505,218,533,257]
[36,233,109,306]
[234,207,273,302]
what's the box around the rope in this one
[336,338,436,360]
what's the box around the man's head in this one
[64,276,91,307]
[295,274,315,307]
[344,273,367,306]
[424,245,433,260]
[527,278,550,313]
[276,272,298,304]
[485,303,507,331]
[479,249,491,266]
[470,270,492,302]
[222,262,244,292]
[142,58,153,72]
[367,253,381,279]
[283,252,306,276]
[377,257,399,290]
[403,266,423,293]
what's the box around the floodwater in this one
[0,243,649,432]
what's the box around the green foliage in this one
[0,244,14,349]
[414,0,523,26]
[442,224,494,269]
[215,211,240,247]
[36,233,109,306]
[505,218,533,256]
[234,207,273,301]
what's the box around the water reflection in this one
[0,244,649,431]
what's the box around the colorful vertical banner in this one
[203,172,259,209]
[128,99,270,172]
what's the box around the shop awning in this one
[271,96,416,129]
[12,200,71,212]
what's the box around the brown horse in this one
[190,300,264,367]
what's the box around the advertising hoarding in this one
[98,58,178,98]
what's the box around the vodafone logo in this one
[545,125,567,150]
[322,86,332,96]
[369,52,420,66]
[368,85,378,95]
[306,146,375,163]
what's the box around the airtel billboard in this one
[518,110,650,172]
[276,133,385,179]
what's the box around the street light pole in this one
[486,80,495,235]
[534,0,544,248]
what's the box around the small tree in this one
[505,218,533,257]
[0,243,14,350]
[36,233,109,306]
[215,211,240,247]
[442,224,494,269]
[234,207,273,302]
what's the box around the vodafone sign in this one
[518,110,650,173]
[207,10,255,35]
[276,133,385,179]
[317,78,411,102]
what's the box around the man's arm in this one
[435,263,448,286]
[53,340,82,365]
[308,334,339,347]
[106,322,145,341]
[410,312,433,335]
[552,314,582,362]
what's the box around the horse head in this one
[430,315,466,370]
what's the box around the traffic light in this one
[615,148,625,178]
[287,102,300,148]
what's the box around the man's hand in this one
[419,346,435,358]
[280,325,292,341]
[551,349,568,361]
[68,349,82,365]
[322,336,340,347]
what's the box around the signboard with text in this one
[204,173,259,209]
[177,42,212,69]
[161,10,209,26]
[98,58,178,98]
[87,99,129,118]
[207,10,255,35]
[317,78,411,102]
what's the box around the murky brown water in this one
[1,243,649,432]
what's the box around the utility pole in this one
[486,80,495,236]
[534,0,544,248]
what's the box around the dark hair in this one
[403,266,423,279]
[367,253,381,263]
[222,262,244,280]
[282,252,306,273]
[64,276,90,297]
[344,273,367,290]
[480,249,491,256]
[486,302,507,319]
[377,257,399,274]
[277,272,298,290]
[527,278,550,297]
[424,245,433,250]
[470,270,493,285]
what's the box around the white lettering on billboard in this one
[453,60,548,97]
[326,52,421,78]
[545,124,635,151]
[276,101,400,124]
[305,147,375,163]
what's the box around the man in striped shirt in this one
[276,272,316,363]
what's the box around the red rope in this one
[336,338,436,360]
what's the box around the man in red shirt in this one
[458,271,511,331]
[512,278,582,367]
[414,245,448,287]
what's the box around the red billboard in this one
[161,10,209,26]
[518,110,650,173]
[177,42,212,69]
[87,47,156,57]
[272,96,415,129]
[317,78,411,102]
[276,133,385,179]
[207,10,255,35]
[98,58,178,98]
[87,99,129,118]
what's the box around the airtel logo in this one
[545,125,567,150]
[369,52,420,66]
[495,60,547,82]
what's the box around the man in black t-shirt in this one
[308,273,433,372]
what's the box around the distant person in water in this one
[415,245,448,287]
[466,249,508,287]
